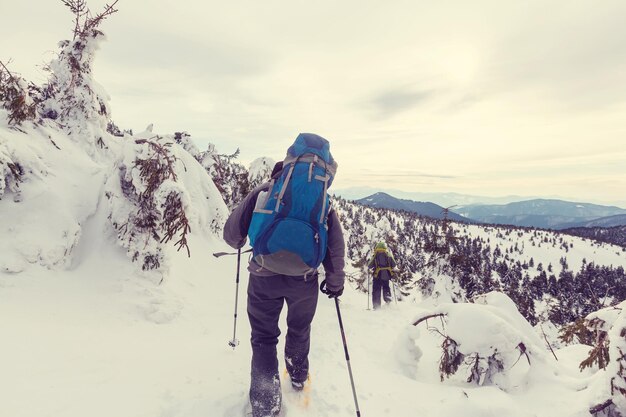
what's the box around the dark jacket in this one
[368,250,396,281]
[223,182,346,292]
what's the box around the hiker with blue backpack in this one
[223,133,346,417]
[368,242,396,309]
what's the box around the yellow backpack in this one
[372,244,394,277]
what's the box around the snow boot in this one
[291,374,310,392]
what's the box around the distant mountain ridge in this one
[332,186,626,208]
[334,187,536,207]
[453,199,626,229]
[558,214,626,229]
[351,193,626,229]
[355,192,472,222]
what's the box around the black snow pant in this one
[372,277,392,309]
[247,272,319,417]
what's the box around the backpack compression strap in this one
[283,153,335,223]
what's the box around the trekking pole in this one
[366,271,371,311]
[320,281,362,416]
[391,280,398,305]
[334,297,362,417]
[228,248,242,349]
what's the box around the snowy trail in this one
[0,232,595,417]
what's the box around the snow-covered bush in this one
[198,144,250,209]
[0,126,51,204]
[106,133,228,277]
[107,136,190,272]
[580,301,626,416]
[173,131,200,157]
[408,292,549,390]
[248,156,275,189]
[1,2,235,279]
[416,259,465,303]
[0,61,38,126]
[0,145,24,200]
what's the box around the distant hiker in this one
[368,242,396,309]
[223,133,346,417]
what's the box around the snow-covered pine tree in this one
[329,197,626,329]
[40,0,119,155]
[2,1,229,275]
[198,145,250,209]
[248,157,275,190]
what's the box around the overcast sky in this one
[2,0,626,206]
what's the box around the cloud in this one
[3,0,625,205]
[445,93,483,113]
[366,87,435,118]
[484,1,626,111]
[358,169,456,180]
[101,30,273,80]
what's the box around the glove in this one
[320,279,343,299]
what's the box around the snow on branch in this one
[0,146,25,200]
[412,313,446,327]
[579,317,611,372]
[39,0,119,154]
[160,189,191,257]
[197,144,251,209]
[410,292,549,389]
[0,60,38,126]
[439,335,464,381]
[107,136,192,275]
[581,302,626,415]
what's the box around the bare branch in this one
[83,0,119,35]
[413,313,447,327]
[0,60,17,84]
[589,399,614,415]
[61,0,119,39]
[540,324,559,361]
[61,0,88,39]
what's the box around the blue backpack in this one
[247,133,338,276]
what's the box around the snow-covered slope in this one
[0,234,610,417]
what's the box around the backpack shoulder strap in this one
[274,163,295,212]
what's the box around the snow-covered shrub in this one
[416,259,465,304]
[173,131,200,158]
[107,136,190,272]
[106,133,228,276]
[409,292,548,389]
[581,302,626,416]
[0,145,24,199]
[198,144,250,209]
[0,127,50,203]
[0,62,37,126]
[248,156,275,189]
